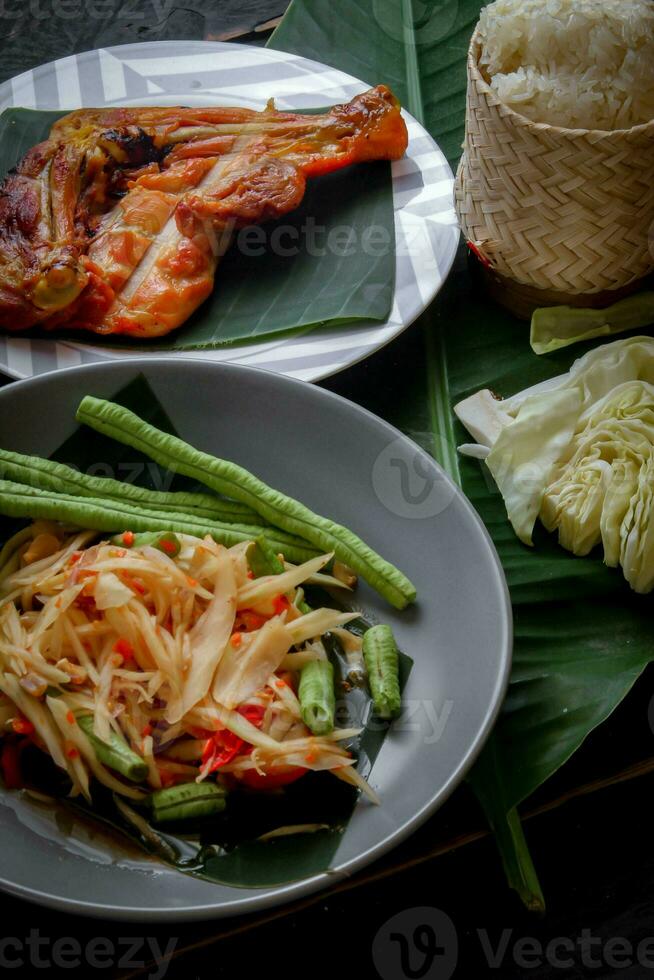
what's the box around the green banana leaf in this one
[271,0,478,166]
[0,107,394,349]
[270,0,654,910]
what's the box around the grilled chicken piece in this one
[0,87,408,338]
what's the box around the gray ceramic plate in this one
[0,359,511,921]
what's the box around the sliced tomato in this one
[239,765,308,790]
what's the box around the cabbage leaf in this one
[455,336,654,591]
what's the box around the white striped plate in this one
[0,41,458,382]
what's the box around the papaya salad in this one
[0,395,412,831]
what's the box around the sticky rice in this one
[478,0,654,130]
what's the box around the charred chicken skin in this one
[0,86,408,338]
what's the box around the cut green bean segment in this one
[0,447,264,526]
[299,660,335,735]
[76,397,417,609]
[247,535,285,577]
[77,714,148,783]
[111,530,181,557]
[150,782,227,823]
[362,624,401,719]
[530,292,654,355]
[0,480,319,565]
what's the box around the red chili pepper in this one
[237,703,266,727]
[240,766,307,790]
[202,704,266,773]
[11,717,34,736]
[113,638,134,660]
[161,539,177,555]
[201,728,244,772]
[272,595,290,616]
[122,531,135,547]
[66,710,75,725]
[141,724,153,738]
[121,572,147,595]
[1,740,23,789]
[230,632,242,648]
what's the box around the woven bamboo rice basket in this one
[455,30,654,319]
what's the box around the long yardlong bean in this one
[0,447,264,526]
[76,397,417,609]
[0,480,319,564]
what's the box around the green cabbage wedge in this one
[455,336,654,592]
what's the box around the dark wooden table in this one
[1,3,653,978]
